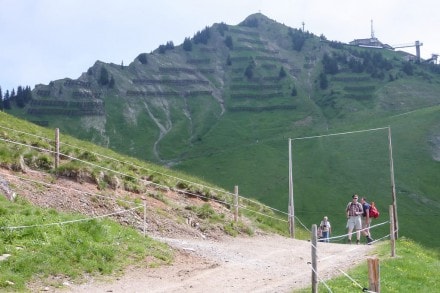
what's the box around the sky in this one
[1,0,439,92]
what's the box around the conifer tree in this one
[24,86,32,103]
[319,73,328,89]
[0,87,3,110]
[183,37,192,51]
[158,44,166,54]
[165,41,174,50]
[226,54,232,66]
[109,75,115,88]
[99,67,109,85]
[193,26,210,44]
[279,66,287,79]
[291,85,297,96]
[16,86,25,108]
[3,90,11,109]
[224,36,233,50]
[244,59,256,79]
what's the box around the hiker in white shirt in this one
[319,216,331,242]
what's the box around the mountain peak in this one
[239,12,279,27]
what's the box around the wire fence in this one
[310,222,397,292]
[0,123,394,240]
[0,171,144,231]
[326,221,390,243]
[0,124,292,231]
[0,124,397,292]
[2,207,141,231]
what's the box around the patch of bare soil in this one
[0,168,375,292]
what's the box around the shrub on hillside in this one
[137,53,148,64]
[224,35,233,50]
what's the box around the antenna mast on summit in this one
[371,19,375,38]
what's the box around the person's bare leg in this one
[347,227,353,243]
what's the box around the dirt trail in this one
[64,234,375,293]
[0,169,375,293]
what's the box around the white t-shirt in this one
[320,220,331,232]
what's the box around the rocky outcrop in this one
[0,175,16,201]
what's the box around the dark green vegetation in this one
[3,13,440,251]
[296,238,440,292]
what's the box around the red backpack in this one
[369,202,380,218]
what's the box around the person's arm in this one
[356,203,363,215]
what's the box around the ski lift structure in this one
[391,41,423,63]
[349,20,437,64]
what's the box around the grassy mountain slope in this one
[1,113,439,292]
[0,111,290,237]
[0,111,299,290]
[5,13,440,250]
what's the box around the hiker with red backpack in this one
[361,197,374,244]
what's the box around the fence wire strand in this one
[308,262,333,293]
[1,206,141,230]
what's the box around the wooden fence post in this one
[311,224,318,293]
[141,196,147,237]
[234,185,239,222]
[54,128,59,169]
[389,205,396,257]
[368,258,380,292]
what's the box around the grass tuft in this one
[295,238,440,292]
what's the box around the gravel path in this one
[65,234,375,293]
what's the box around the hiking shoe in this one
[356,240,360,245]
[348,239,352,244]
[367,236,374,244]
